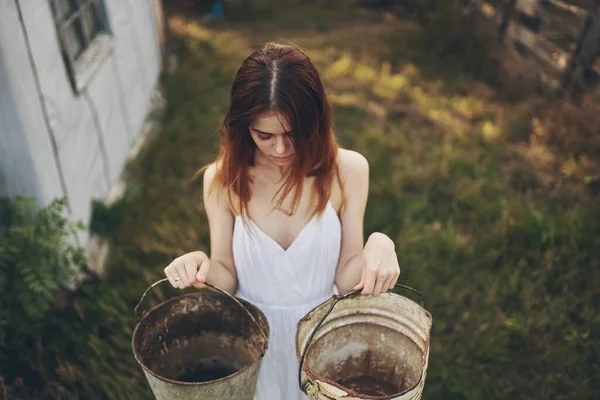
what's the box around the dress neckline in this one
[235,201,336,253]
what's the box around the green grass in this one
[3,1,599,399]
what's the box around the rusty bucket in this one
[296,284,432,400]
[132,278,269,400]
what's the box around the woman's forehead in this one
[250,112,291,134]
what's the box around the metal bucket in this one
[296,284,432,400]
[132,278,269,400]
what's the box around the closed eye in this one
[253,129,293,142]
[257,133,273,141]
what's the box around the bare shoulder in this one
[202,162,232,211]
[337,148,369,180]
[332,149,369,213]
[202,162,219,194]
[204,161,216,181]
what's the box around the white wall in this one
[17,1,110,245]
[0,0,65,204]
[104,0,159,147]
[0,1,162,245]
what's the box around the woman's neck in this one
[253,151,292,183]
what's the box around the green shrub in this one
[0,197,85,387]
[90,185,142,239]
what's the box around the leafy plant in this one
[0,197,85,381]
[90,185,142,239]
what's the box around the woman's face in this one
[249,112,295,166]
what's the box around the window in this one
[49,0,112,93]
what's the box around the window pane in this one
[81,3,101,41]
[50,0,79,21]
[49,0,60,18]
[64,20,85,59]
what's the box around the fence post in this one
[580,4,600,84]
[498,0,516,42]
[563,4,600,100]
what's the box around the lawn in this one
[4,1,598,399]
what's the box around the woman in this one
[164,42,400,399]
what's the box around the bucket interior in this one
[133,292,268,383]
[304,323,424,396]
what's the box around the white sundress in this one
[233,200,342,400]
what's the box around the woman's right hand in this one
[164,251,210,289]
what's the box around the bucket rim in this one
[132,292,269,386]
[296,291,432,399]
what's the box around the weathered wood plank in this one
[468,0,599,94]
[545,0,588,16]
[538,4,585,46]
[515,0,541,16]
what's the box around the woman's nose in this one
[274,136,288,154]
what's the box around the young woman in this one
[164,42,400,399]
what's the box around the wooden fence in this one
[471,0,600,98]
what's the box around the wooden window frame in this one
[50,0,113,94]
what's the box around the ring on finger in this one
[174,276,181,282]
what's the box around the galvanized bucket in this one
[132,278,269,400]
[296,284,432,400]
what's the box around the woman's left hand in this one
[353,232,400,296]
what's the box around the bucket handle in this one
[298,284,424,393]
[135,278,268,344]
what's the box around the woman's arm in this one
[334,150,400,296]
[202,163,238,293]
[164,163,238,294]
[334,150,369,294]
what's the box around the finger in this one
[352,268,366,290]
[193,280,207,289]
[196,256,209,283]
[383,273,394,293]
[193,256,209,289]
[164,265,178,288]
[184,258,198,287]
[361,267,377,296]
[372,273,387,296]
[388,256,401,291]
[173,272,184,289]
[381,273,394,294]
[380,247,398,292]
[390,269,400,290]
[175,262,190,288]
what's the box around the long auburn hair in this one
[205,42,342,219]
